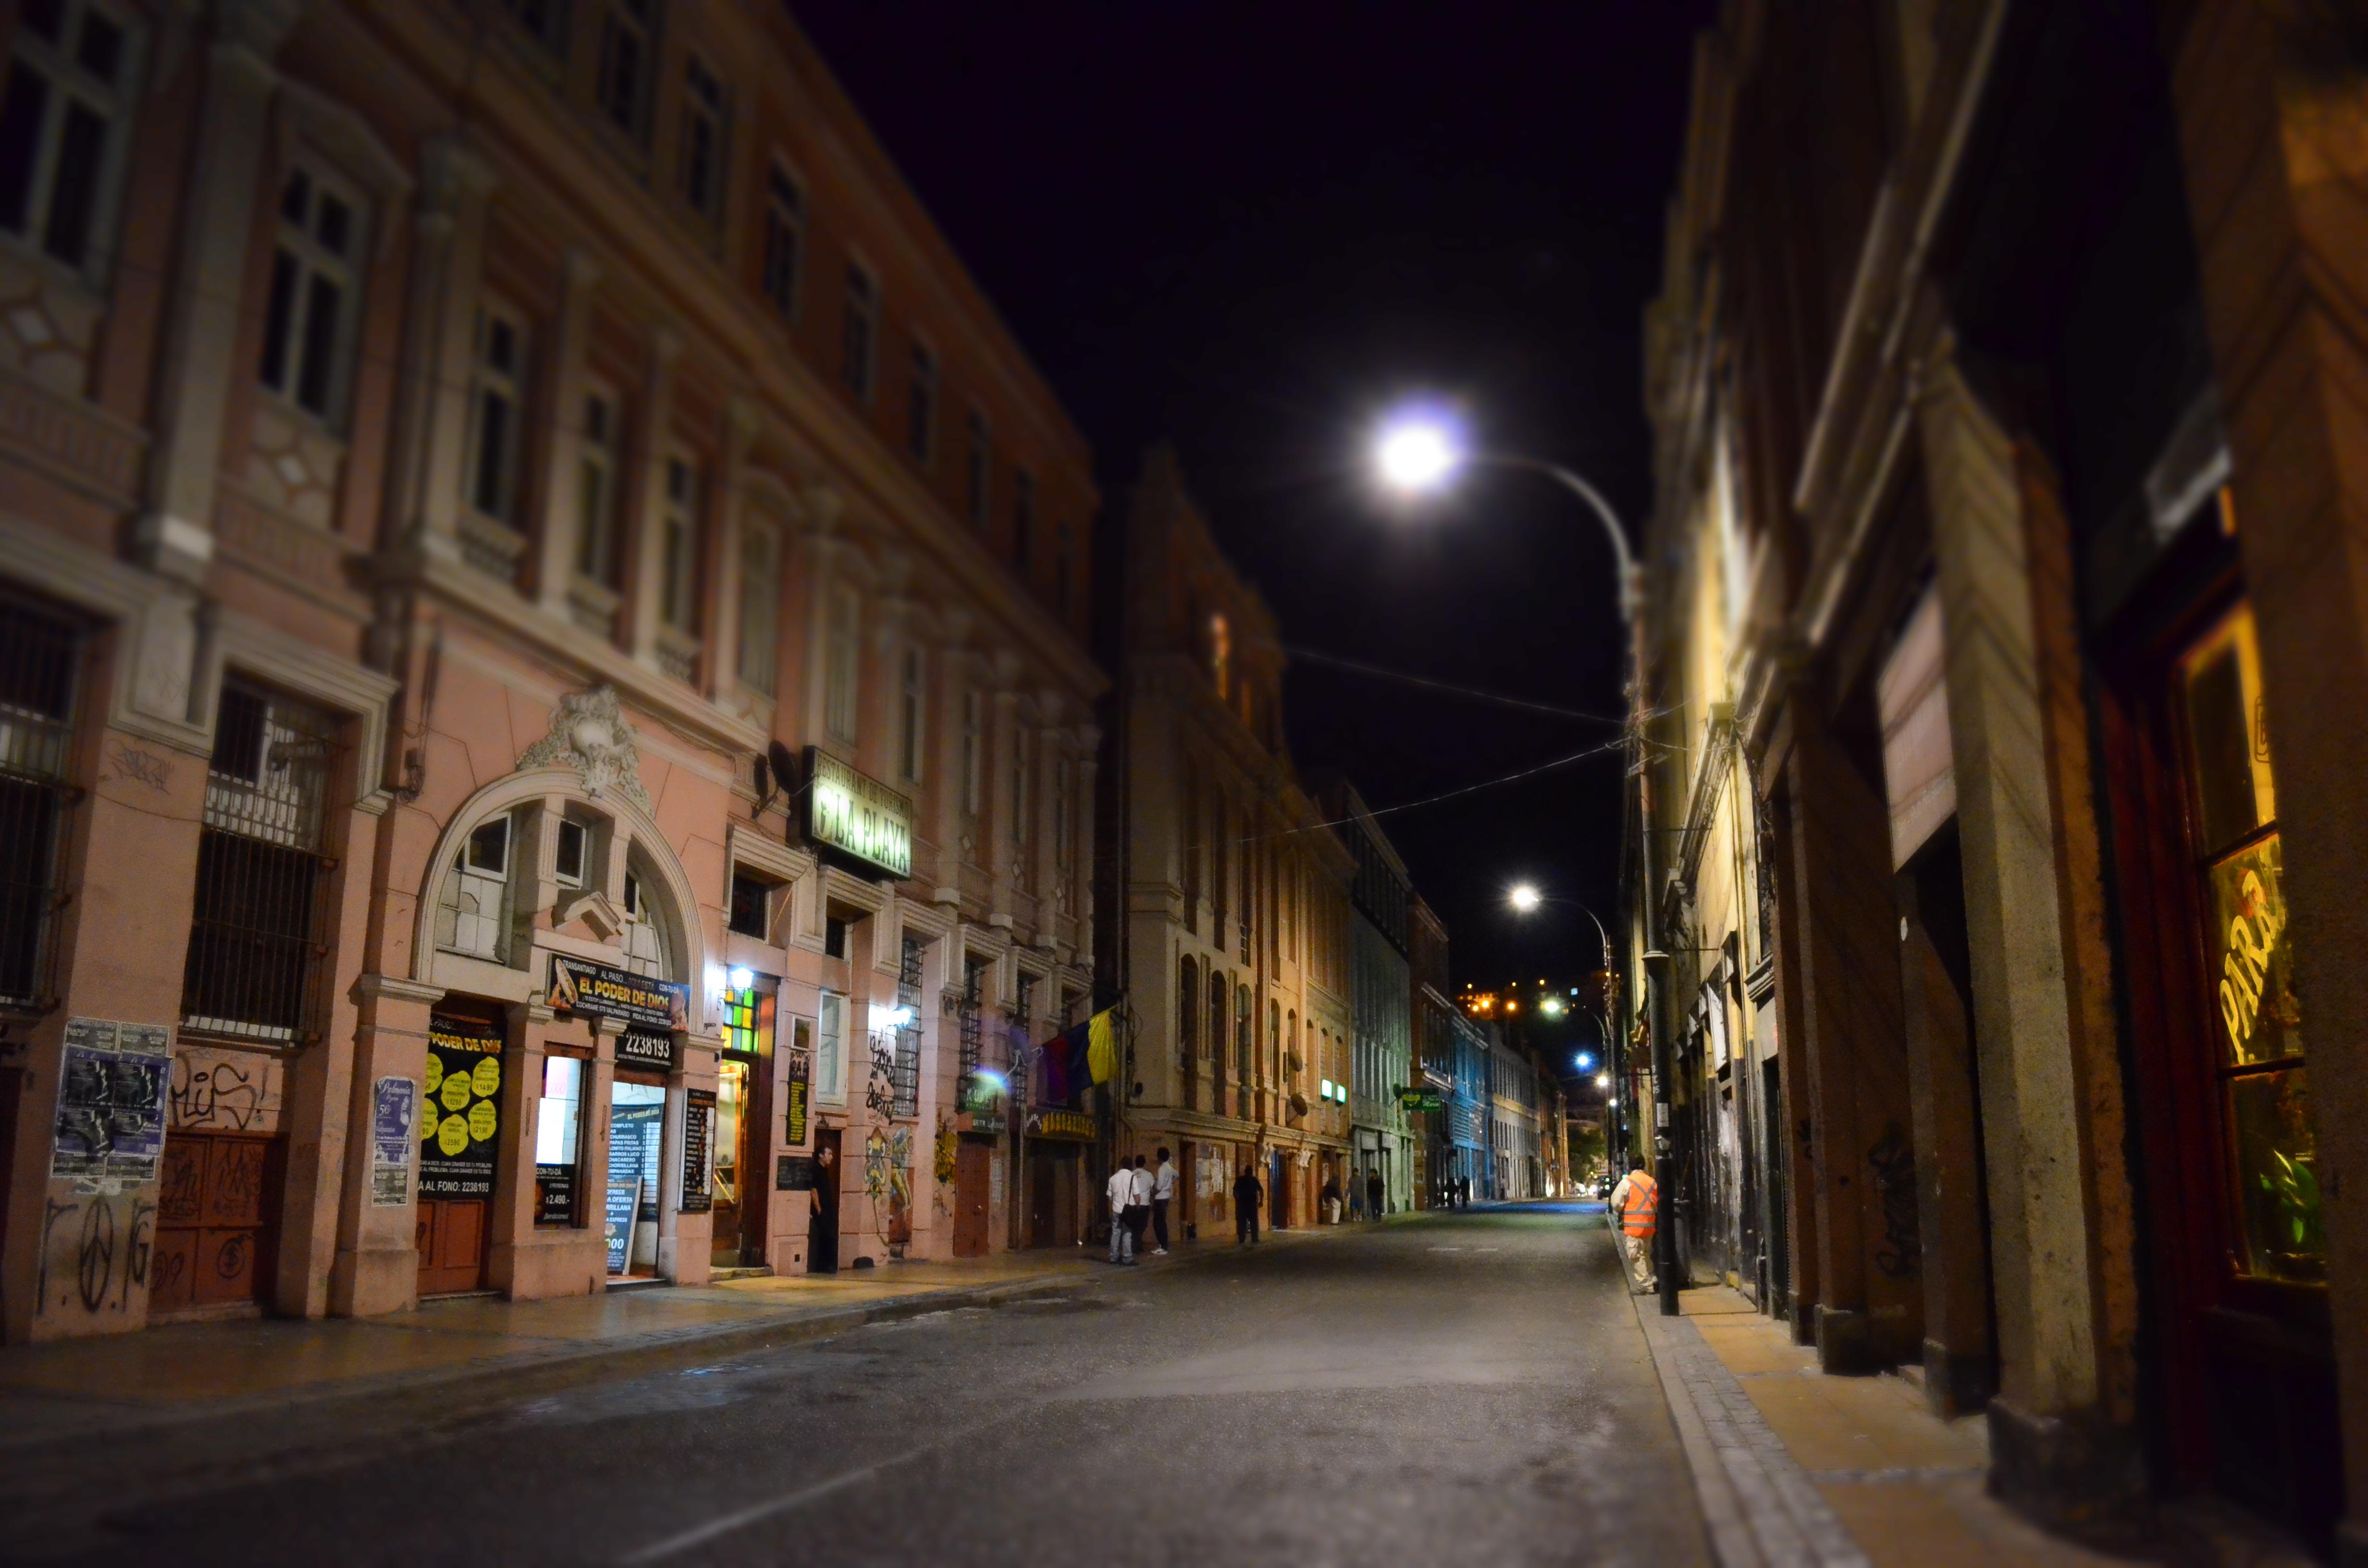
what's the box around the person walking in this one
[1233,1163,1263,1245]
[1106,1158,1137,1265]
[1608,1163,1659,1294]
[1365,1170,1385,1221]
[1150,1146,1176,1255]
[1320,1173,1342,1225]
[1126,1154,1154,1260]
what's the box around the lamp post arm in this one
[1480,454,1641,622]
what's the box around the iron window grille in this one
[958,956,983,1078]
[892,933,922,1117]
[0,597,80,1011]
[182,680,337,1043]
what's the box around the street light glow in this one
[1541,997,1564,1017]
[1509,883,1542,913]
[1595,1074,1610,1090]
[727,966,754,992]
[1374,419,1462,492]
[1576,1052,1594,1069]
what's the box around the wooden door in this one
[952,1139,990,1257]
[416,1199,488,1295]
[153,1132,281,1313]
[1026,1150,1055,1248]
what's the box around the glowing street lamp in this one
[1540,997,1564,1017]
[1508,883,1542,913]
[1373,417,1463,492]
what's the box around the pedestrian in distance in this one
[1365,1170,1385,1220]
[1151,1146,1176,1254]
[1233,1163,1263,1245]
[1126,1154,1154,1260]
[1459,1175,1471,1210]
[1608,1162,1659,1295]
[1106,1158,1137,1265]
[1320,1173,1342,1225]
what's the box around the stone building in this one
[1631,1,2368,1555]
[0,0,1098,1342]
[1098,446,1354,1237]
[1408,895,1456,1209]
[1323,779,1414,1218]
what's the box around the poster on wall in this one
[782,1017,812,1147]
[679,1087,715,1214]
[370,1077,418,1207]
[604,1180,641,1274]
[609,1101,663,1221]
[547,955,689,1031]
[51,1017,169,1191]
[534,1164,576,1225]
[420,1015,503,1200]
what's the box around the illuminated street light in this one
[1576,1051,1594,1070]
[727,966,754,993]
[1374,418,1462,492]
[1595,1074,1610,1090]
[1541,997,1564,1017]
[1509,883,1542,913]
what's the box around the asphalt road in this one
[38,1204,1710,1567]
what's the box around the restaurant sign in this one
[1029,1108,1097,1141]
[805,747,913,880]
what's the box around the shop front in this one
[715,979,777,1271]
[1024,1107,1096,1248]
[545,955,692,1287]
[417,1008,505,1296]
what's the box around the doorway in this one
[1269,1149,1290,1230]
[1026,1141,1081,1248]
[154,1131,283,1312]
[808,1127,841,1274]
[711,1057,749,1268]
[419,1010,504,1296]
[953,1139,991,1257]
[605,1076,666,1279]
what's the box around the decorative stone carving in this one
[518,686,650,809]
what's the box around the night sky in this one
[795,2,1714,1002]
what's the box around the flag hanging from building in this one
[1040,1006,1121,1104]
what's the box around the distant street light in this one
[1540,997,1564,1018]
[1595,1074,1610,1090]
[1508,883,1542,913]
[1576,1051,1594,1070]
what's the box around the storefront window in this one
[534,1055,584,1226]
[2177,603,2319,1284]
[605,1079,665,1276]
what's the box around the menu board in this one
[782,1017,812,1147]
[604,1180,640,1274]
[534,1163,575,1225]
[777,1155,818,1190]
[609,1102,663,1221]
[420,1015,503,1200]
[679,1088,715,1214]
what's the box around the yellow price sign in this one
[468,1099,497,1142]
[472,1056,501,1097]
[424,1054,443,1094]
[437,1114,471,1157]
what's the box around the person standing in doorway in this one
[1107,1158,1137,1265]
[1151,1146,1175,1255]
[1320,1172,1342,1225]
[1608,1163,1659,1294]
[1233,1163,1263,1245]
[1365,1170,1385,1221]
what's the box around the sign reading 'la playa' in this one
[804,747,913,880]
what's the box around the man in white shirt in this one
[1106,1159,1137,1265]
[1150,1146,1177,1254]
[1125,1154,1155,1261]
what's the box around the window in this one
[677,54,728,219]
[722,979,771,1056]
[1055,520,1073,617]
[620,858,671,977]
[1012,469,1035,576]
[824,915,848,959]
[467,304,529,528]
[1236,983,1253,1092]
[737,514,780,697]
[496,0,569,53]
[965,408,990,529]
[0,596,79,1009]
[1052,758,1071,870]
[824,584,859,741]
[816,991,847,1104]
[659,455,700,634]
[728,869,773,939]
[2177,603,2318,1283]
[905,342,937,467]
[595,0,656,141]
[893,935,923,1117]
[554,817,588,888]
[1011,726,1030,849]
[184,681,338,1041]
[960,690,983,816]
[259,160,366,425]
[573,387,622,586]
[840,263,876,401]
[1178,956,1198,1112]
[438,811,512,962]
[760,160,804,318]
[0,0,136,274]
[1209,612,1230,699]
[535,1055,584,1226]
[898,646,924,783]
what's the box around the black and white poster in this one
[50,1017,169,1190]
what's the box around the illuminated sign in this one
[805,747,913,880]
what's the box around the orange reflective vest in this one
[1617,1173,1658,1237]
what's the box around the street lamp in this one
[1376,406,1672,1313]
[1509,882,1542,913]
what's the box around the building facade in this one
[1630,2,2368,1556]
[1326,781,1413,1218]
[1408,896,1456,1208]
[0,0,1099,1343]
[1098,447,1354,1238]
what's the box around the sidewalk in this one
[0,1219,1341,1460]
[1632,1284,2318,1568]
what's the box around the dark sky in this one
[795,2,1713,996]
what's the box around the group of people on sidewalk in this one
[1105,1148,1178,1264]
[1317,1170,1413,1223]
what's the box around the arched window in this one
[1235,983,1252,1092]
[620,845,677,979]
[1179,955,1199,1113]
[1209,973,1229,1115]
[1268,1000,1280,1089]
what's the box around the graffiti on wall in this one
[1867,1122,1921,1279]
[865,1124,913,1246]
[933,1116,958,1216]
[169,1047,285,1133]
[34,1191,156,1319]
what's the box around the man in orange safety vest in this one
[1608,1164,1658,1295]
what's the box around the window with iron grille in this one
[892,933,922,1117]
[0,597,79,1010]
[182,680,337,1043]
[958,956,984,1078]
